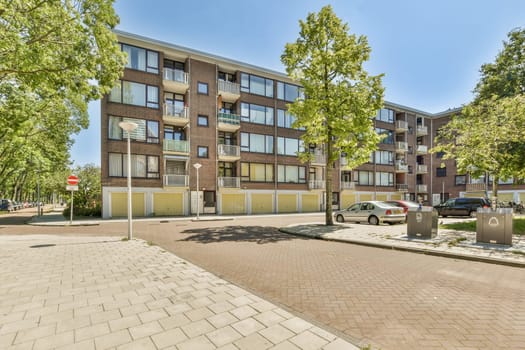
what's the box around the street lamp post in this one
[193,163,202,220]
[119,121,138,240]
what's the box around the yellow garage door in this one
[251,194,273,214]
[359,193,373,201]
[302,194,319,212]
[341,194,356,208]
[519,193,525,203]
[278,194,297,213]
[497,193,514,203]
[222,194,246,214]
[111,192,144,217]
[390,193,402,200]
[154,193,183,216]
[376,194,388,201]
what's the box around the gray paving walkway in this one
[0,234,356,350]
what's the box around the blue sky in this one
[71,0,525,166]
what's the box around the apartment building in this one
[100,31,523,219]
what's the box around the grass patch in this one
[448,236,467,247]
[440,217,525,235]
[121,237,129,241]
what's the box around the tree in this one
[281,5,384,225]
[433,96,525,200]
[433,27,525,202]
[0,0,125,199]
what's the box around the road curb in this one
[280,228,525,268]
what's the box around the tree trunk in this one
[325,139,334,226]
[492,175,499,208]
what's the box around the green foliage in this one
[440,217,525,235]
[281,5,384,225]
[0,0,125,200]
[62,204,101,218]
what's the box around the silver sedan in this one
[334,201,406,225]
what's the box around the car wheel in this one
[368,215,379,225]
[336,214,345,223]
[469,211,477,218]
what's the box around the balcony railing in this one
[218,144,240,158]
[218,176,240,188]
[395,120,408,131]
[163,68,188,84]
[163,104,188,118]
[397,184,408,192]
[416,164,428,173]
[308,179,325,190]
[218,80,240,97]
[163,139,189,153]
[163,175,189,187]
[341,181,356,190]
[218,112,241,126]
[395,163,408,172]
[416,125,428,135]
[396,141,408,152]
[417,184,428,193]
[416,145,428,154]
[311,152,326,165]
[466,183,487,192]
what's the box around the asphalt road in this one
[1,210,524,349]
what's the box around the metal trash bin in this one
[476,208,513,245]
[407,206,438,238]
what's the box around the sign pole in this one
[70,190,74,225]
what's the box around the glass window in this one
[109,153,158,178]
[436,151,445,158]
[146,120,159,143]
[197,82,208,95]
[109,80,158,109]
[197,115,208,127]
[240,132,273,153]
[108,153,122,177]
[277,81,302,102]
[277,165,306,183]
[376,128,394,144]
[122,44,159,74]
[241,162,274,182]
[436,167,447,177]
[375,108,394,123]
[455,175,466,185]
[197,146,208,158]
[354,171,374,185]
[108,116,158,144]
[374,151,394,165]
[277,137,303,156]
[240,103,273,125]
[375,172,394,186]
[240,73,273,97]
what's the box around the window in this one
[436,167,447,177]
[240,73,273,97]
[376,128,394,144]
[277,82,303,102]
[375,172,394,186]
[218,71,235,82]
[436,151,445,158]
[455,175,466,185]
[121,44,159,74]
[240,103,274,125]
[218,162,236,177]
[108,116,159,143]
[164,92,185,115]
[277,165,306,183]
[354,171,374,186]
[277,137,304,156]
[108,153,159,178]
[374,151,394,165]
[109,80,159,108]
[197,115,208,127]
[277,109,305,130]
[197,146,208,158]
[375,108,394,123]
[241,163,274,182]
[164,125,185,140]
[240,132,273,153]
[197,82,208,95]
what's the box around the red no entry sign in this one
[67,175,79,185]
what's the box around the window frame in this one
[121,43,159,74]
[240,162,274,182]
[240,72,274,97]
[197,115,209,127]
[109,80,159,109]
[197,146,209,158]
[240,132,274,154]
[108,115,159,144]
[108,152,159,178]
[197,81,209,95]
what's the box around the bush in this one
[62,204,101,218]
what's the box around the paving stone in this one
[75,323,111,342]
[206,325,243,347]
[234,332,273,350]
[94,329,132,350]
[232,318,265,336]
[151,327,188,348]
[258,324,295,344]
[116,336,157,350]
[289,330,329,350]
[128,321,163,340]
[32,331,74,350]
[175,335,215,350]
[180,319,215,338]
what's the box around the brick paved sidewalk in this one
[0,235,356,350]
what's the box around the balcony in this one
[416,164,428,173]
[466,183,487,192]
[416,145,428,154]
[218,80,241,103]
[417,184,428,193]
[310,152,326,165]
[217,112,241,132]
[308,179,325,190]
[218,176,240,188]
[163,68,189,93]
[395,141,408,153]
[395,162,408,173]
[163,174,189,187]
[395,120,408,132]
[341,181,356,190]
[163,139,189,154]
[397,184,408,192]
[163,104,189,127]
[218,144,240,161]
[416,125,428,136]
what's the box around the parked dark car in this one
[434,197,491,217]
[0,199,14,212]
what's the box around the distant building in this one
[100,30,523,218]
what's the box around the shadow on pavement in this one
[179,225,308,244]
